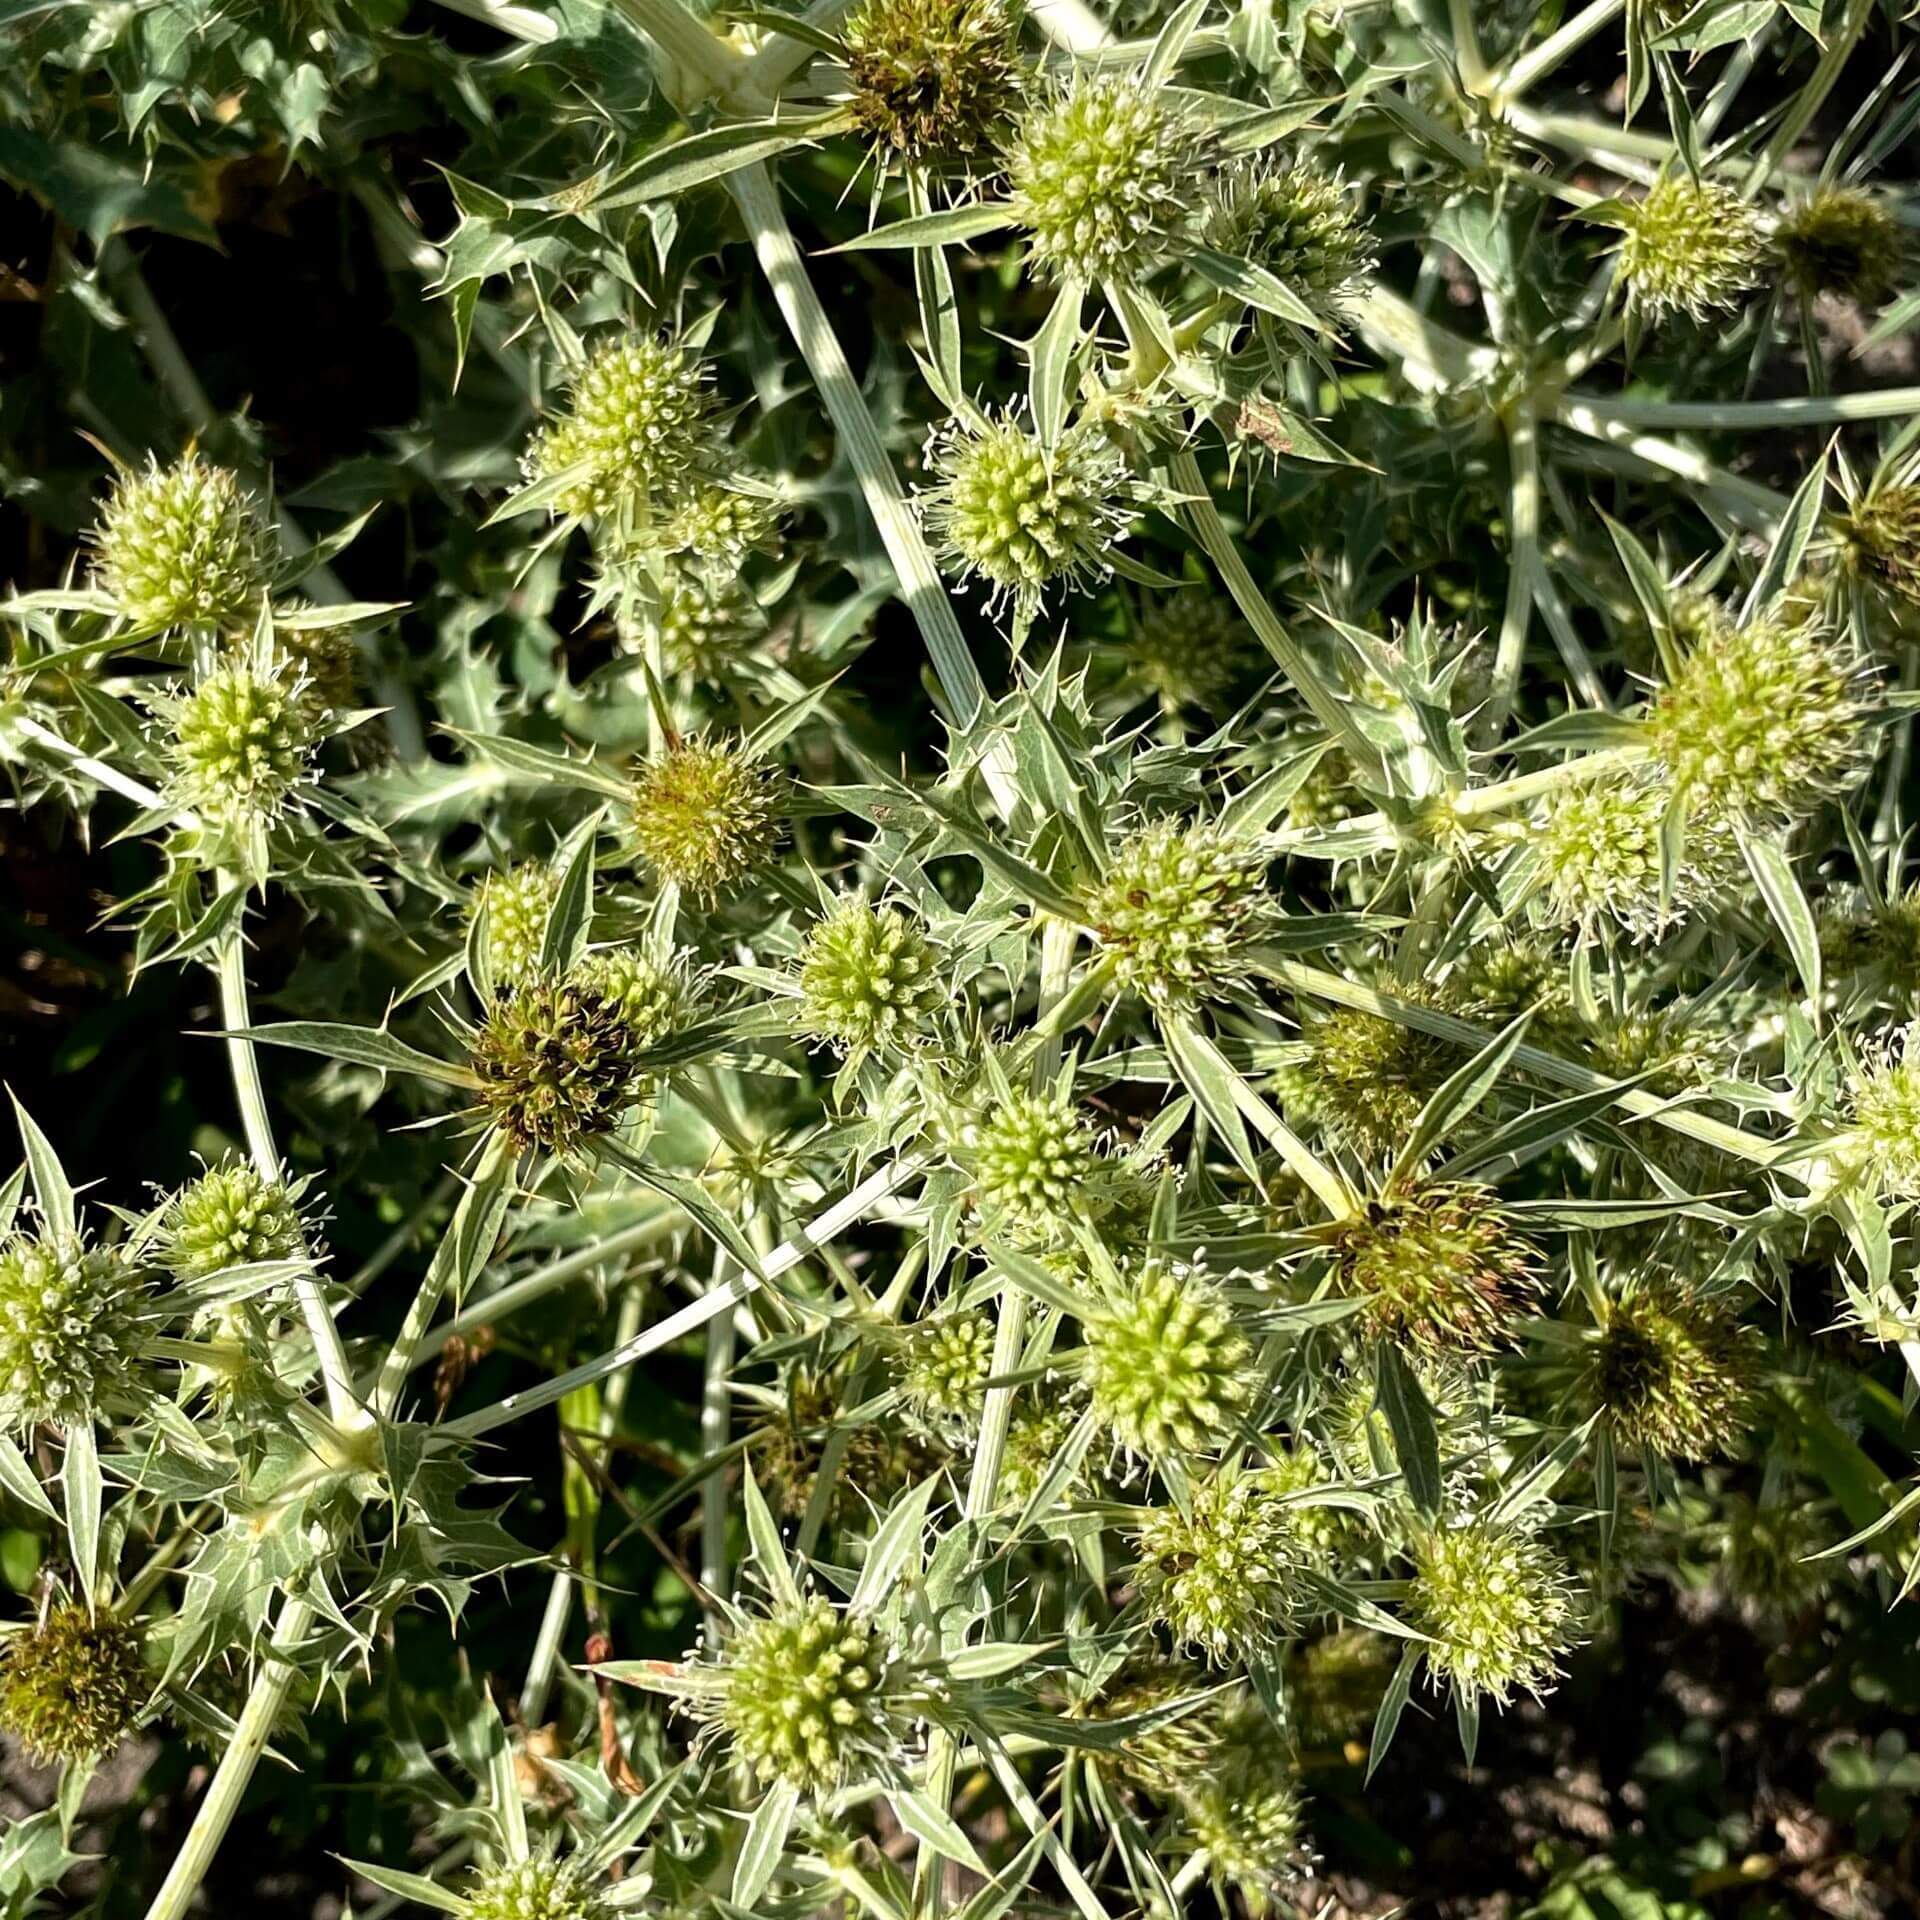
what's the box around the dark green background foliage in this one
[3,2,1920,1918]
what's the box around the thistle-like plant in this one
[90,453,274,631]
[1609,176,1764,322]
[0,1603,149,1763]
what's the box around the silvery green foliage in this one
[2,1,1920,1915]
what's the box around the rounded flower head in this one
[522,334,715,518]
[464,1854,609,1920]
[843,0,1020,164]
[1575,1279,1758,1458]
[1127,593,1255,714]
[629,736,783,899]
[1406,1521,1578,1708]
[1006,75,1209,283]
[1204,158,1376,311]
[648,572,761,677]
[1278,1003,1454,1162]
[1085,1260,1255,1459]
[659,476,784,575]
[897,1309,995,1424]
[572,946,693,1055]
[798,896,944,1055]
[0,1233,146,1431]
[0,1605,147,1763]
[1331,1187,1541,1353]
[1083,820,1271,1009]
[717,1596,901,1794]
[1646,612,1872,825]
[1288,1627,1397,1750]
[1839,484,1920,609]
[1182,1740,1307,1905]
[469,863,559,986]
[1846,1033,1920,1198]
[1613,176,1763,322]
[968,1086,1101,1238]
[924,411,1135,615]
[470,974,645,1155]
[159,1160,305,1280]
[91,453,273,631]
[1262,1443,1355,1559]
[171,660,319,829]
[1000,1399,1082,1506]
[1135,1475,1302,1662]
[1775,188,1906,306]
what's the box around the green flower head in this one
[1576,1278,1759,1459]
[464,1853,610,1920]
[573,946,694,1056]
[1181,1737,1308,1907]
[1135,1475,1302,1663]
[1839,484,1920,609]
[91,453,274,632]
[1775,188,1906,306]
[798,895,944,1055]
[159,1159,305,1280]
[843,0,1020,164]
[0,1604,148,1764]
[1847,1032,1920,1198]
[630,736,784,900]
[171,659,320,829]
[0,1233,147,1431]
[1613,176,1763,323]
[1407,1521,1578,1708]
[897,1309,995,1424]
[471,973,646,1156]
[968,1086,1101,1239]
[1205,157,1376,312]
[1126,592,1256,715]
[469,863,559,986]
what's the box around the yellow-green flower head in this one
[1083,821,1272,1010]
[1287,1627,1396,1750]
[1085,1259,1255,1460]
[160,1160,304,1280]
[172,660,319,829]
[1204,158,1376,311]
[1083,1663,1236,1796]
[968,1086,1101,1238]
[1407,1521,1578,1708]
[1283,742,1359,831]
[1331,1187,1541,1354]
[1006,74,1210,284]
[1327,1354,1472,1482]
[1716,1492,1833,1621]
[1001,1398,1082,1506]
[897,1309,995,1423]
[924,410,1136,615]
[1775,188,1907,306]
[464,1854,610,1920]
[572,946,694,1056]
[629,735,783,900]
[91,453,274,632]
[1262,1443,1354,1558]
[1128,592,1255,714]
[1839,484,1920,609]
[522,333,716,518]
[0,1605,147,1764]
[644,571,761,678]
[1846,1032,1920,1197]
[1278,1000,1455,1163]
[0,1233,146,1431]
[1613,176,1763,322]
[717,1596,901,1794]
[469,863,559,986]
[1181,1742,1307,1904]
[1577,1279,1758,1458]
[798,896,945,1055]
[659,475,784,574]
[1135,1475,1302,1662]
[1647,611,1872,826]
[843,0,1020,164]
[470,973,645,1156]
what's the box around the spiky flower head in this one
[572,946,694,1055]
[464,1853,610,1920]
[1262,1443,1355,1559]
[1407,1521,1578,1708]
[159,1160,305,1280]
[1845,1031,1920,1198]
[0,1233,147,1431]
[522,334,715,518]
[1181,1736,1307,1907]
[843,0,1020,164]
[1288,1627,1397,1750]
[1612,176,1763,323]
[1716,1492,1834,1621]
[91,453,274,631]
[1331,1187,1540,1353]
[1278,1002,1454,1162]
[897,1309,995,1424]
[968,1087,1101,1239]
[798,896,944,1055]
[1084,1259,1255,1459]
[1204,158,1376,312]
[1127,593,1255,714]
[647,572,761,677]
[1574,1279,1759,1458]
[923,411,1136,615]
[716,1597,902,1794]
[470,974,644,1156]
[1775,188,1907,306]
[1082,821,1272,1010]
[469,863,559,986]
[659,476,784,575]
[0,1605,147,1763]
[171,659,319,829]
[1006,74,1209,284]
[1082,1664,1236,1796]
[1646,611,1872,825]
[1135,1475,1302,1662]
[1001,1399,1082,1507]
[629,736,783,899]
[1838,484,1920,610]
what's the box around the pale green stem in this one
[700,1249,737,1630]
[1553,398,1790,529]
[1027,0,1110,53]
[426,0,559,41]
[1569,388,1920,431]
[1744,0,1876,192]
[1352,284,1499,391]
[1485,403,1540,742]
[1450,0,1489,91]
[1495,0,1625,102]
[609,0,744,95]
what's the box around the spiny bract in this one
[91,453,273,631]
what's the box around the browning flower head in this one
[463,1854,611,1920]
[897,1309,995,1423]
[1084,1259,1256,1460]
[1576,1278,1759,1458]
[843,0,1020,164]
[159,1159,305,1280]
[968,1086,1101,1239]
[1082,820,1272,1009]
[91,453,274,631]
[1127,593,1256,714]
[1838,484,1920,610]
[572,946,694,1056]
[798,896,945,1055]
[1774,188,1906,306]
[1406,1521,1578,1708]
[923,410,1136,615]
[1646,612,1873,826]
[469,863,559,985]
[1279,1001,1455,1162]
[1331,1187,1541,1353]
[171,660,320,829]
[0,1604,147,1764]
[0,1233,147,1431]
[1005,74,1211,284]
[629,736,783,899]
[1613,176,1763,323]
[470,974,645,1155]
[1135,1474,1302,1663]
[1082,1663,1236,1796]
[1204,157,1376,312]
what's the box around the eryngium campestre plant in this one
[0,1233,146,1431]
[90,453,273,631]
[1407,1521,1579,1708]
[1844,1032,1920,1198]
[797,895,944,1054]
[1134,1474,1302,1662]
[1572,1279,1759,1458]
[842,0,1019,165]
[1839,484,1920,608]
[1204,158,1377,313]
[0,1604,148,1763]
[469,863,559,984]
[1611,176,1764,322]
[897,1309,994,1423]
[462,1854,609,1920]
[470,974,646,1154]
[1774,188,1907,305]
[1125,591,1256,714]
[966,1086,1101,1238]
[159,1160,305,1278]
[628,735,783,898]
[170,659,320,829]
